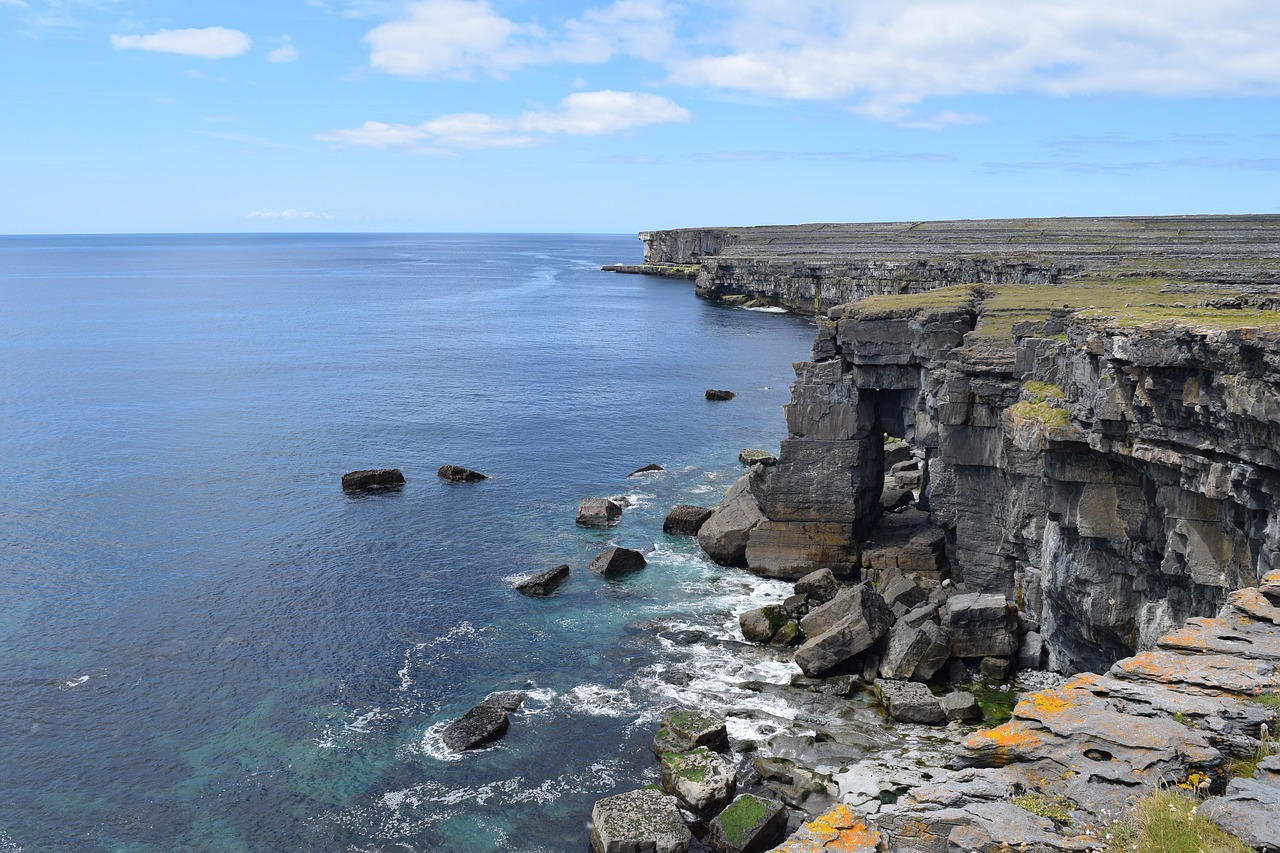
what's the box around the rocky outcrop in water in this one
[342,468,406,491]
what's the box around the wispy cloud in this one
[695,150,955,164]
[317,89,690,153]
[984,156,1280,175]
[111,27,251,59]
[247,208,334,220]
[0,0,31,9]
[267,37,299,63]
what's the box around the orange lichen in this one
[1031,692,1071,714]
[771,805,881,852]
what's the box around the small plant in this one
[1011,792,1075,825]
[1252,691,1280,713]
[1023,380,1065,403]
[1008,400,1071,428]
[1100,790,1251,853]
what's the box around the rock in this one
[981,655,1013,681]
[1196,779,1280,853]
[441,705,509,751]
[875,679,946,725]
[480,691,526,711]
[738,449,779,467]
[698,471,766,566]
[743,520,862,579]
[739,606,786,644]
[663,505,714,536]
[940,691,982,721]
[590,788,692,853]
[794,585,893,677]
[794,568,839,604]
[577,498,623,527]
[588,547,647,578]
[878,617,952,682]
[883,440,912,469]
[945,593,1019,659]
[514,564,569,596]
[753,758,837,807]
[877,569,929,613]
[706,794,787,853]
[860,509,948,585]
[706,389,736,401]
[659,746,736,814]
[655,709,729,754]
[1258,754,1280,784]
[772,620,803,647]
[879,483,914,512]
[436,464,486,483]
[341,468,405,491]
[781,593,808,617]
[767,804,881,852]
[1018,631,1045,670]
[630,463,665,476]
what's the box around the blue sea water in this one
[0,234,818,852]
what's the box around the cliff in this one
[684,216,1280,676]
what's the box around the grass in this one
[1101,791,1252,853]
[1252,691,1280,713]
[1011,792,1075,825]
[1008,400,1072,428]
[1023,380,1065,403]
[716,795,770,848]
[851,284,977,320]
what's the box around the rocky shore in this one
[590,216,1280,852]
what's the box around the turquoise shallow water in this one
[0,233,818,851]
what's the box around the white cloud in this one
[111,27,252,59]
[666,0,1280,126]
[247,208,335,220]
[316,89,690,152]
[1,0,31,9]
[267,37,299,63]
[362,0,679,78]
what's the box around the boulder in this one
[877,569,929,613]
[653,709,729,755]
[875,679,946,725]
[698,471,766,566]
[514,564,569,596]
[630,463,665,476]
[794,585,894,677]
[743,520,862,579]
[590,788,692,853]
[706,389,736,401]
[436,464,487,483]
[794,568,839,604]
[878,617,952,682]
[481,691,526,712]
[738,449,779,467]
[342,468,406,491]
[441,705,509,751]
[663,505,714,536]
[753,757,837,807]
[659,746,736,814]
[706,794,788,853]
[940,691,982,721]
[739,606,786,644]
[1197,781,1280,853]
[860,509,948,584]
[588,547,647,578]
[981,656,1013,682]
[577,498,623,527]
[945,593,1019,658]
[772,620,803,647]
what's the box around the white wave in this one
[746,306,789,313]
[559,684,638,718]
[418,721,470,762]
[430,621,483,646]
[63,675,90,688]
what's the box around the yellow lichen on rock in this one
[768,804,880,852]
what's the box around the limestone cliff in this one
[680,217,1280,675]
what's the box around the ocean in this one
[0,233,820,851]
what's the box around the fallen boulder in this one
[706,794,787,853]
[940,690,982,721]
[945,592,1019,658]
[577,498,623,527]
[659,746,736,814]
[698,471,766,566]
[441,704,509,751]
[663,505,714,536]
[794,568,839,604]
[590,788,691,853]
[739,605,787,644]
[514,564,569,596]
[588,547,647,578]
[436,464,487,483]
[342,468,406,491]
[706,389,736,401]
[875,679,946,725]
[794,584,893,677]
[653,709,729,755]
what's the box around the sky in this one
[4,0,1280,234]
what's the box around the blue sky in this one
[4,0,1280,234]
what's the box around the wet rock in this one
[794,568,839,604]
[698,471,766,566]
[738,449,779,467]
[514,564,569,596]
[577,498,623,528]
[1197,779,1280,852]
[436,464,487,483]
[706,794,787,853]
[590,788,692,853]
[874,679,946,725]
[588,547,647,578]
[481,691,526,711]
[739,605,787,644]
[767,804,881,852]
[630,463,664,476]
[945,593,1019,659]
[940,691,982,721]
[441,705,509,751]
[706,389,736,401]
[654,709,729,755]
[659,746,736,814]
[663,505,714,536]
[794,585,893,677]
[342,468,406,491]
[753,758,837,808]
[772,620,803,647]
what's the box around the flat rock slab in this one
[658,709,729,753]
[1196,778,1280,853]
[663,505,714,536]
[767,804,880,852]
[738,449,778,467]
[706,794,787,853]
[590,788,691,853]
[588,547,647,578]
[1157,614,1280,661]
[578,498,623,527]
[341,468,405,491]
[1110,649,1280,695]
[515,564,570,596]
[437,464,487,483]
[441,705,509,751]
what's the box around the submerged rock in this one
[630,463,665,476]
[590,788,691,853]
[441,705,509,751]
[588,547,647,578]
[514,564,569,596]
[341,468,405,491]
[577,498,623,527]
[706,389,736,401]
[436,464,487,483]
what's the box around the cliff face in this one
[679,218,1280,674]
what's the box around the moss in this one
[1102,791,1252,853]
[1011,792,1075,825]
[1022,380,1065,403]
[967,683,1019,726]
[1008,400,1071,428]
[717,795,770,848]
